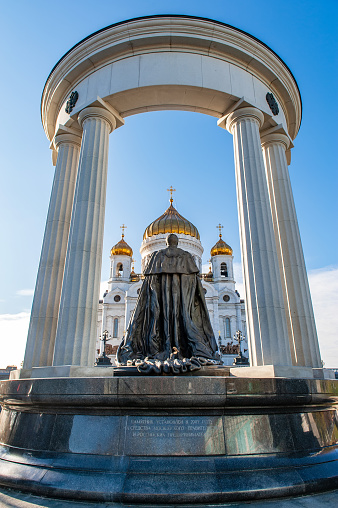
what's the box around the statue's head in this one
[167,234,179,247]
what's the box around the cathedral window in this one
[116,263,123,277]
[220,262,228,277]
[113,318,118,338]
[225,317,231,338]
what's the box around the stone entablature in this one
[41,16,301,160]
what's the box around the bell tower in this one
[109,225,133,286]
[210,224,234,282]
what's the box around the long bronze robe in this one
[117,246,219,364]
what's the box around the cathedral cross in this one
[167,186,176,204]
[120,224,127,238]
[216,223,224,237]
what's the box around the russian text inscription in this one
[125,415,225,455]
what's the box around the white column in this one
[23,132,81,369]
[53,106,116,366]
[261,133,321,367]
[226,107,291,367]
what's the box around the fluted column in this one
[261,133,321,367]
[23,132,81,369]
[226,107,291,366]
[53,107,116,366]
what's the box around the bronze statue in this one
[117,234,221,373]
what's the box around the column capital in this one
[54,132,82,150]
[225,107,264,134]
[78,106,117,133]
[260,132,290,151]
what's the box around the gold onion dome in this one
[210,234,233,257]
[143,198,200,240]
[110,234,133,257]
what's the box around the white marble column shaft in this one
[53,107,116,366]
[23,133,81,369]
[226,107,291,366]
[261,133,321,367]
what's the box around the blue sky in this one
[0,0,337,367]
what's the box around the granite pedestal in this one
[0,374,337,504]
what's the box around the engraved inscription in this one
[128,417,213,438]
[125,416,225,456]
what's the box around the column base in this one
[230,365,335,379]
[313,368,336,380]
[230,365,313,378]
[10,364,232,380]
[10,366,115,380]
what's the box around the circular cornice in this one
[41,15,302,141]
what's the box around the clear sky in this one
[0,0,337,367]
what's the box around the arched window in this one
[225,317,231,338]
[220,262,228,277]
[113,318,119,338]
[116,263,123,277]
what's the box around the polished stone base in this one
[10,364,231,379]
[0,376,337,504]
[1,487,338,508]
[229,365,335,379]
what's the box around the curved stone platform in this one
[0,376,337,504]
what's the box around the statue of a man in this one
[117,234,220,372]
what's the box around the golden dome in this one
[110,235,133,257]
[210,234,233,257]
[143,199,200,240]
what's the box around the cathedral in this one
[96,190,247,365]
